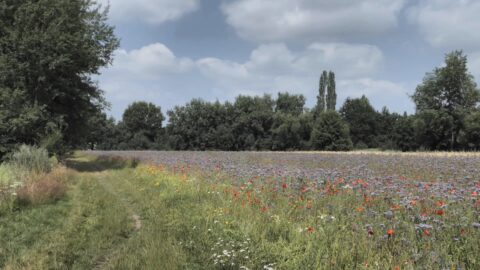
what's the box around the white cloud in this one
[112,43,194,78]
[197,58,248,80]
[98,42,411,118]
[197,42,383,85]
[299,43,384,78]
[469,52,480,81]
[98,43,198,118]
[221,0,406,42]
[99,0,199,24]
[338,79,413,112]
[408,0,480,49]
[330,77,411,109]
[196,42,409,111]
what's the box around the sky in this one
[97,0,480,120]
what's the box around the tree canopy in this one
[412,51,480,150]
[340,95,378,148]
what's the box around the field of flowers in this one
[87,151,480,269]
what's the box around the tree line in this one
[1,1,480,159]
[85,51,480,152]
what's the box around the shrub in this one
[16,167,69,205]
[11,145,52,174]
[310,111,353,151]
[0,164,20,213]
[0,163,14,186]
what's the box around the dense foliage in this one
[0,0,119,159]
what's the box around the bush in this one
[310,111,353,151]
[11,145,52,174]
[16,167,69,205]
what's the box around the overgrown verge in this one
[0,153,134,269]
[0,145,69,214]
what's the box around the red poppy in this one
[387,229,395,236]
[282,183,288,190]
[307,226,315,233]
[436,209,445,216]
[423,229,430,236]
[391,204,401,211]
[435,201,445,207]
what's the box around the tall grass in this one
[11,145,53,174]
[0,164,17,213]
[0,163,15,186]
[0,145,67,213]
[16,167,69,205]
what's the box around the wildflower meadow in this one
[79,151,480,269]
[1,151,479,269]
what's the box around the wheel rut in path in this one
[96,171,142,231]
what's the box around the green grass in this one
[0,154,478,269]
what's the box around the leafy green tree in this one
[412,51,480,149]
[414,110,454,150]
[122,102,165,149]
[167,100,235,151]
[271,113,302,151]
[376,107,400,150]
[340,95,378,148]
[310,111,352,151]
[0,89,53,158]
[459,111,480,150]
[275,92,305,116]
[128,132,154,150]
[96,117,121,150]
[0,0,119,158]
[326,71,337,111]
[392,113,417,152]
[232,95,275,150]
[84,111,118,150]
[298,111,314,149]
[113,121,132,150]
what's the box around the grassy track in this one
[0,154,231,269]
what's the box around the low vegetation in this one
[1,151,479,269]
[0,145,68,214]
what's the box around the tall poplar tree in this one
[315,71,328,116]
[327,71,337,111]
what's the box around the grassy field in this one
[1,152,479,269]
